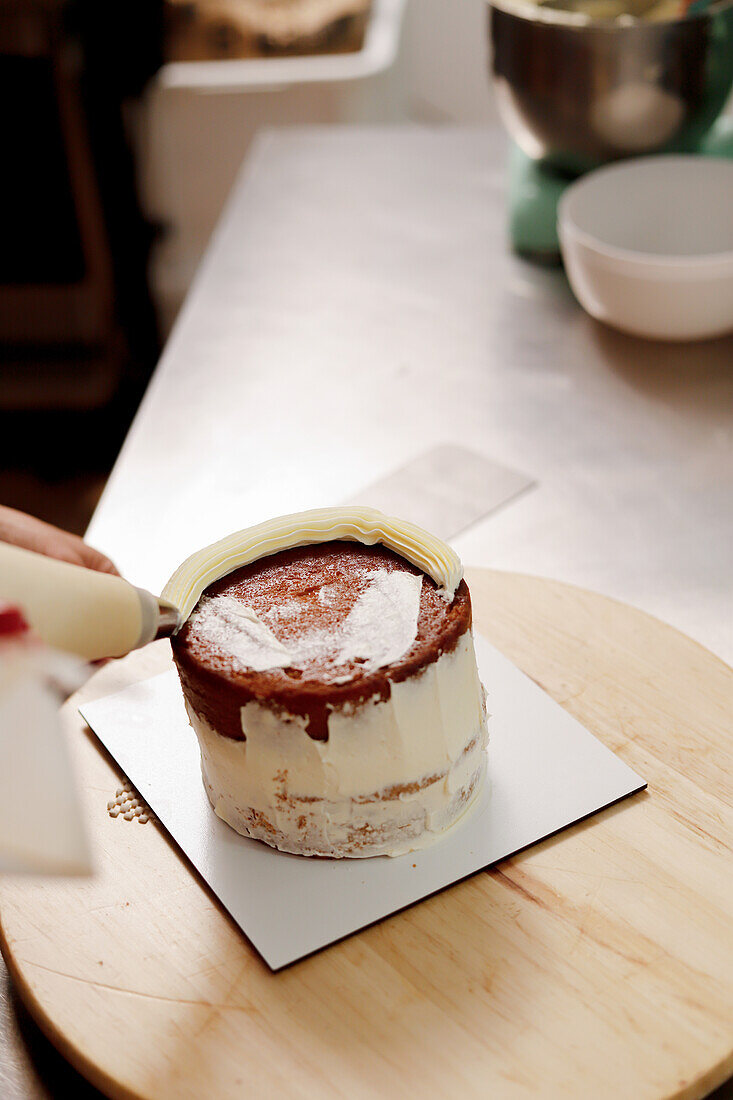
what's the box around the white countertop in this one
[88,127,733,664]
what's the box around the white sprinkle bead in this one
[108,785,153,823]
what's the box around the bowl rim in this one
[557,155,733,269]
[489,0,733,29]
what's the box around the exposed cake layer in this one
[172,542,472,740]
[187,631,488,857]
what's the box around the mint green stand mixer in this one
[489,0,733,262]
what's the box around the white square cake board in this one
[80,635,645,970]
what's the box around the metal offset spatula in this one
[0,612,91,876]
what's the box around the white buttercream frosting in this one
[191,597,292,672]
[162,506,463,623]
[185,630,489,858]
[334,570,421,670]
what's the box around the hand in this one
[0,506,119,575]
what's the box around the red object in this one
[0,603,30,637]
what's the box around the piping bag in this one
[0,544,180,875]
[0,543,180,660]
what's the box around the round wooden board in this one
[1,570,731,1100]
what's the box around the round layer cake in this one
[171,540,488,857]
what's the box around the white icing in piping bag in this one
[0,543,179,661]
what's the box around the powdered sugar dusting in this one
[192,596,292,672]
[263,600,300,623]
[317,586,338,607]
[188,570,423,676]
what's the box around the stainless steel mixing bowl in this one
[489,0,733,172]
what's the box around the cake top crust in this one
[172,541,471,740]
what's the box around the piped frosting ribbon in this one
[162,507,464,624]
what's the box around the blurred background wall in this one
[1,0,498,537]
[0,0,729,540]
[139,0,499,336]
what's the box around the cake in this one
[165,510,488,858]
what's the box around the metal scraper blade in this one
[0,652,92,876]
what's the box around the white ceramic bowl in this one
[558,156,733,341]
